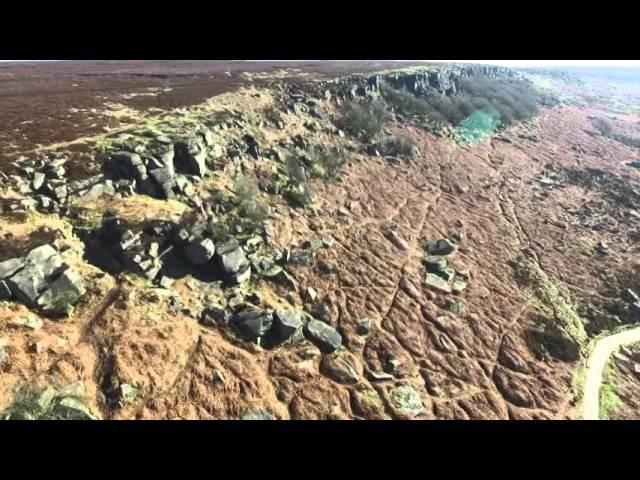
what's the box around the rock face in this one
[0,244,86,316]
[304,319,342,353]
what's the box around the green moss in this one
[599,361,623,420]
[3,382,97,420]
[512,252,588,354]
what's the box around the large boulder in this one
[174,140,207,177]
[109,151,147,181]
[304,319,342,353]
[0,258,24,279]
[36,269,86,315]
[271,309,304,345]
[183,238,215,266]
[216,239,250,283]
[5,246,64,307]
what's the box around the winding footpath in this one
[582,326,640,420]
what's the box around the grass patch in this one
[599,360,623,419]
[232,175,270,227]
[3,382,97,420]
[512,251,588,355]
[375,134,418,159]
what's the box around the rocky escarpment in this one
[295,64,519,103]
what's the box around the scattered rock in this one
[425,273,452,293]
[304,319,342,353]
[356,318,372,336]
[200,303,228,326]
[321,236,335,248]
[271,309,304,345]
[303,287,318,303]
[231,310,273,342]
[451,279,467,294]
[423,255,448,272]
[10,315,43,330]
[426,239,456,256]
[217,239,250,280]
[387,230,409,250]
[320,353,360,384]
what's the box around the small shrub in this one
[592,117,614,137]
[307,146,347,180]
[284,183,313,208]
[3,383,97,420]
[283,155,308,184]
[338,101,390,142]
[512,251,588,355]
[598,381,624,420]
[264,105,284,127]
[377,135,418,159]
[233,175,269,224]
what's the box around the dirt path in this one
[583,326,640,420]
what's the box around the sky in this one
[1,60,639,68]
[431,60,640,68]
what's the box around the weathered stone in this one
[6,263,58,307]
[303,239,324,251]
[387,230,409,250]
[425,273,452,293]
[426,239,456,256]
[200,303,228,326]
[110,151,145,180]
[242,409,275,420]
[303,287,318,303]
[229,266,251,284]
[356,318,372,336]
[231,310,273,341]
[158,276,174,289]
[271,309,304,344]
[423,255,448,272]
[321,236,335,248]
[438,266,456,282]
[0,258,24,279]
[320,353,359,384]
[36,269,86,315]
[304,319,342,353]
[174,141,207,177]
[217,240,249,275]
[10,315,43,330]
[149,167,174,187]
[32,172,46,191]
[183,238,216,266]
[451,279,467,293]
[389,385,426,417]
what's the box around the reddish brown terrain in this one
[1,61,640,420]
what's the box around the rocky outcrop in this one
[0,244,86,316]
